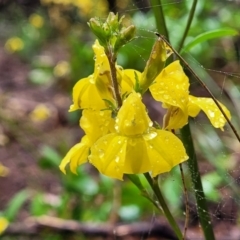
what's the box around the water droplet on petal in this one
[98,149,105,158]
[144,131,157,140]
[208,110,215,118]
[115,156,120,163]
[163,94,170,100]
[89,76,95,84]
[164,136,170,142]
[148,121,153,127]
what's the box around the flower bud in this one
[88,18,108,46]
[140,38,169,93]
[114,25,136,52]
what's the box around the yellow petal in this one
[59,136,90,174]
[90,129,188,179]
[147,130,188,176]
[124,137,151,173]
[90,134,151,179]
[92,40,110,75]
[149,60,189,111]
[80,109,114,143]
[89,134,127,180]
[69,77,107,111]
[188,96,201,117]
[163,106,188,130]
[93,40,117,105]
[189,95,231,129]
[116,92,152,136]
[121,69,141,94]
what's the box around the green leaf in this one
[39,145,61,169]
[4,190,29,221]
[181,28,239,53]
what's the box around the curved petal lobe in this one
[189,95,231,129]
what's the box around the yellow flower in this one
[149,60,230,130]
[29,104,51,122]
[5,37,24,53]
[53,61,70,77]
[70,40,140,111]
[60,109,114,174]
[0,217,8,235]
[0,162,9,177]
[89,92,188,180]
[70,40,116,111]
[29,14,44,28]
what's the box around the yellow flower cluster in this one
[41,0,108,17]
[60,40,230,180]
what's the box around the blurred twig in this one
[3,215,177,239]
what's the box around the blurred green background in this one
[1,0,240,239]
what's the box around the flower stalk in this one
[180,124,215,240]
[105,49,122,108]
[144,173,183,240]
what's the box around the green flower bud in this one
[114,25,136,52]
[106,12,120,32]
[88,18,108,46]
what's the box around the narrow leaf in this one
[181,28,239,53]
[4,190,29,221]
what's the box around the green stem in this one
[149,0,169,39]
[144,173,183,240]
[177,0,198,52]
[180,124,215,240]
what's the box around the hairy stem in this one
[106,49,122,108]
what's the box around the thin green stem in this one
[180,124,215,240]
[149,0,169,39]
[179,163,189,240]
[177,0,198,52]
[144,173,183,240]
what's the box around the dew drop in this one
[98,149,105,158]
[208,111,215,118]
[163,94,169,100]
[144,131,157,140]
[89,76,95,84]
[164,136,170,142]
[115,156,120,163]
[151,51,157,59]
